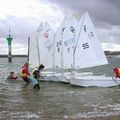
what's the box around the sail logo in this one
[44,29,50,38]
[83,25,94,39]
[70,26,75,33]
[44,33,49,38]
[84,25,87,32]
[62,27,65,32]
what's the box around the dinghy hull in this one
[68,76,120,87]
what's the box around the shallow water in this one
[0,57,120,120]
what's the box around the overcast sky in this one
[0,0,120,55]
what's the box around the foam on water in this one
[68,110,120,119]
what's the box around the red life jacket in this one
[21,66,30,79]
[114,68,120,78]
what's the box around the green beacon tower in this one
[6,30,13,62]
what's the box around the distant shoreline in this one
[0,51,120,58]
[0,55,27,58]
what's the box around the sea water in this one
[0,57,120,120]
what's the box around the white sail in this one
[29,22,45,68]
[37,22,45,33]
[75,12,108,69]
[54,16,71,69]
[63,16,78,69]
[38,21,54,69]
[29,33,39,68]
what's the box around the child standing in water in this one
[38,64,45,79]
[20,62,31,85]
[31,69,40,89]
[31,64,45,90]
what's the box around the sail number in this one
[64,38,74,46]
[56,40,62,47]
[82,43,89,49]
[56,40,62,53]
[88,32,94,39]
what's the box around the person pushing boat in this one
[31,69,40,89]
[30,64,45,89]
[20,62,31,85]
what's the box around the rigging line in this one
[27,37,30,62]
[53,34,55,69]
[37,37,40,66]
[112,77,120,86]
[61,30,64,77]
[73,29,76,69]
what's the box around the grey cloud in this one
[0,16,38,44]
[104,0,120,9]
[0,0,120,54]
[109,30,120,43]
[43,0,120,26]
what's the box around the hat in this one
[24,62,30,66]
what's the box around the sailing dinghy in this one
[29,22,56,81]
[68,12,120,87]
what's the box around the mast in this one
[53,34,56,74]
[73,29,76,69]
[37,37,40,66]
[61,28,64,77]
[72,12,86,75]
[27,36,30,62]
